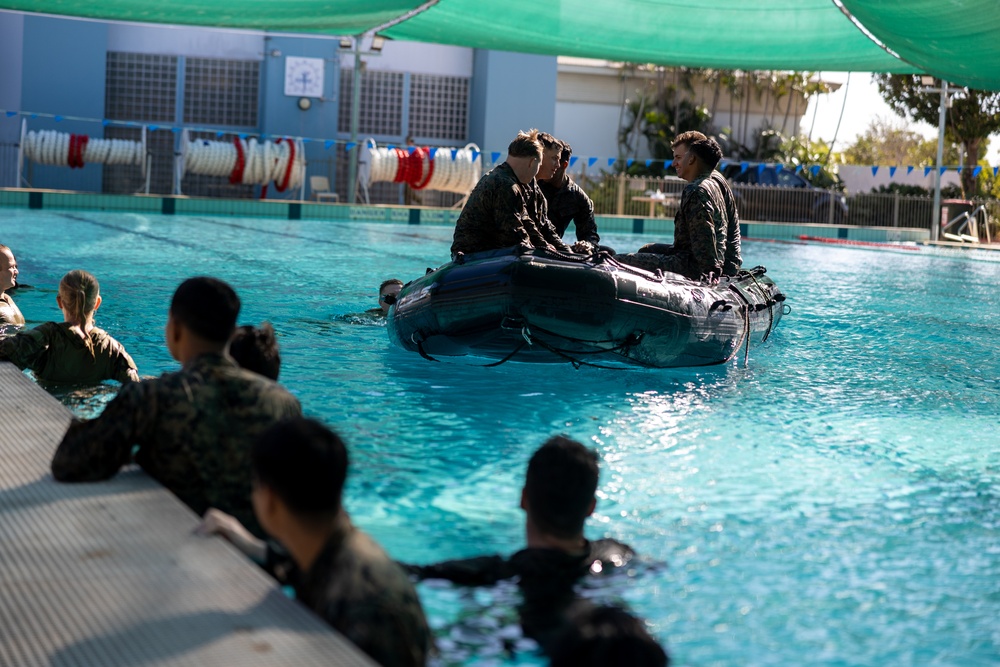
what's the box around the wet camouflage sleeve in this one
[52,356,301,537]
[710,170,743,275]
[548,179,601,246]
[403,554,514,586]
[51,381,145,481]
[293,526,432,667]
[677,178,726,277]
[451,166,535,256]
[0,326,48,370]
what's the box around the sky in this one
[804,72,1000,166]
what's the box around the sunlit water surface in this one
[2,210,998,666]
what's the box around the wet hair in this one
[251,418,349,519]
[672,131,723,169]
[559,141,573,164]
[524,435,599,539]
[537,131,563,154]
[229,322,281,380]
[508,129,544,160]
[169,276,240,344]
[549,604,669,667]
[59,270,101,358]
[379,278,404,294]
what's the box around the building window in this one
[338,69,404,136]
[105,52,177,122]
[184,58,260,128]
[409,74,469,141]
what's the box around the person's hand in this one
[571,241,595,254]
[698,270,721,286]
[195,508,267,561]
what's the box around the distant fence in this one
[579,172,1000,238]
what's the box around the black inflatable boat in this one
[387,248,786,368]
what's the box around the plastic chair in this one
[310,175,340,203]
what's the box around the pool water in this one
[2,210,998,667]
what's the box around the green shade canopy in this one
[838,0,1000,90]
[1,0,997,89]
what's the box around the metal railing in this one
[579,171,1000,238]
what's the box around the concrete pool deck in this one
[0,361,375,667]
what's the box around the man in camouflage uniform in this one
[403,436,634,653]
[538,139,603,254]
[51,277,301,537]
[618,132,742,281]
[197,418,431,667]
[450,129,571,259]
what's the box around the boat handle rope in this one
[726,286,753,368]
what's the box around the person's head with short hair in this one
[506,130,545,184]
[166,276,240,362]
[521,435,599,541]
[671,131,723,181]
[548,604,669,667]
[378,278,404,314]
[229,322,281,380]
[250,418,349,532]
[0,244,18,294]
[537,132,563,182]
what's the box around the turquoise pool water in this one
[2,210,998,666]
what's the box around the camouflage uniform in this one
[0,292,24,327]
[0,321,139,384]
[618,171,729,280]
[404,538,633,650]
[51,352,301,536]
[709,170,743,276]
[539,177,601,246]
[451,162,571,258]
[268,514,431,667]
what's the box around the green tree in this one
[839,117,961,166]
[873,74,1000,196]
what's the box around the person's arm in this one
[111,342,140,384]
[51,381,147,481]
[492,184,536,250]
[573,190,601,246]
[196,508,268,562]
[534,191,572,253]
[0,325,49,371]
[683,188,724,279]
[402,554,512,586]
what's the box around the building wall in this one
[20,15,108,192]
[469,50,557,158]
[0,12,24,187]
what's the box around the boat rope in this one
[726,283,753,368]
[746,271,775,342]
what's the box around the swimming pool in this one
[3,209,998,666]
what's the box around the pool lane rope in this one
[366,139,481,194]
[23,129,144,168]
[182,134,305,191]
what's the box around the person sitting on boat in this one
[0,243,25,329]
[538,138,605,255]
[0,269,139,385]
[450,129,572,259]
[402,435,635,652]
[196,417,433,667]
[229,322,281,381]
[51,276,302,538]
[365,278,403,317]
[618,132,741,282]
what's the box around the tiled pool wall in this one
[0,188,931,244]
